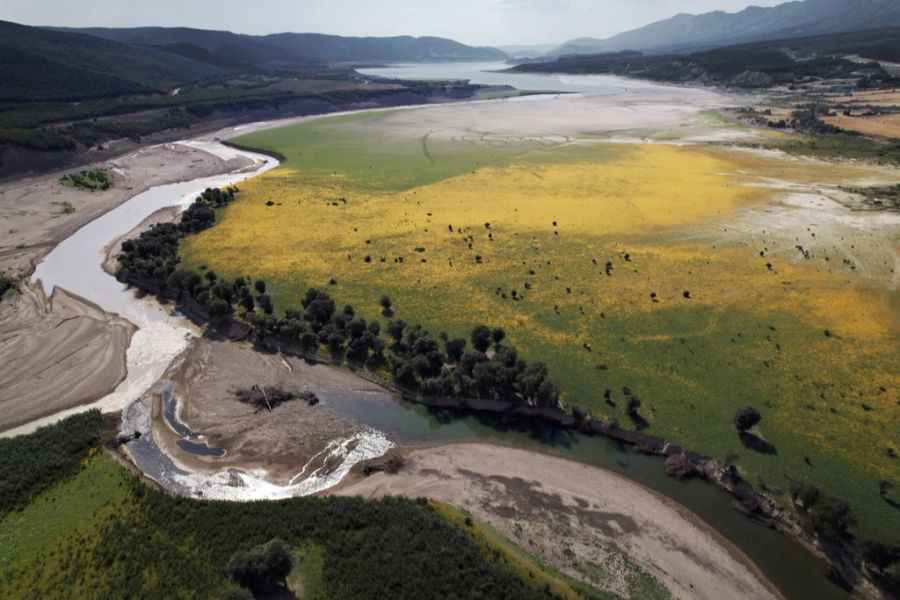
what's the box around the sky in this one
[2,0,788,46]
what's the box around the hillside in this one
[56,26,507,66]
[0,20,222,102]
[550,0,900,56]
[518,27,900,89]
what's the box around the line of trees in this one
[116,190,563,410]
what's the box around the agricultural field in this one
[182,105,900,542]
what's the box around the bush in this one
[228,538,293,594]
[734,407,762,432]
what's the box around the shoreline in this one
[333,438,780,595]
[334,442,783,600]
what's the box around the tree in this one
[734,407,762,432]
[208,298,231,319]
[388,319,407,342]
[300,331,318,354]
[790,482,820,509]
[348,317,367,339]
[228,538,293,594]
[446,338,467,363]
[239,294,254,313]
[861,540,900,572]
[471,325,492,353]
[205,269,217,283]
[327,331,346,353]
[257,294,274,315]
[491,328,506,347]
[626,396,641,418]
[807,496,855,542]
[254,279,266,294]
[379,294,393,314]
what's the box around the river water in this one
[22,64,847,599]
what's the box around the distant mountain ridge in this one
[550,0,900,56]
[54,26,507,66]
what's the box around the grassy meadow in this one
[183,109,900,541]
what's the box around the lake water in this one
[358,61,628,95]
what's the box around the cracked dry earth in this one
[337,443,780,600]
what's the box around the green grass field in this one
[183,109,900,543]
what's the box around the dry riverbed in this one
[337,444,781,600]
[0,282,134,432]
[151,338,386,484]
[0,142,252,435]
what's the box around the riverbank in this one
[335,442,782,600]
[0,282,134,432]
[151,338,390,484]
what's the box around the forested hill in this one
[53,26,508,66]
[550,0,900,56]
[515,27,900,89]
[0,20,223,102]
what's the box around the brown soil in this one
[0,141,251,277]
[336,444,782,600]
[822,113,900,139]
[153,338,388,483]
[0,281,134,433]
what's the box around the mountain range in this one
[550,0,900,56]
[54,26,506,67]
[0,19,506,103]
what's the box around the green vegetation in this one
[434,502,602,600]
[0,415,574,599]
[287,542,327,599]
[845,183,900,210]
[734,132,900,165]
[59,168,110,191]
[116,187,564,408]
[228,110,554,192]
[0,410,100,514]
[228,538,293,596]
[179,115,899,545]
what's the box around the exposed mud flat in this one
[0,281,134,433]
[337,444,781,600]
[119,338,395,498]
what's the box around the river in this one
[25,64,847,599]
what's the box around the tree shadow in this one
[257,586,297,600]
[880,495,900,511]
[739,431,778,455]
[627,413,649,431]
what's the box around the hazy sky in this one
[3,0,787,46]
